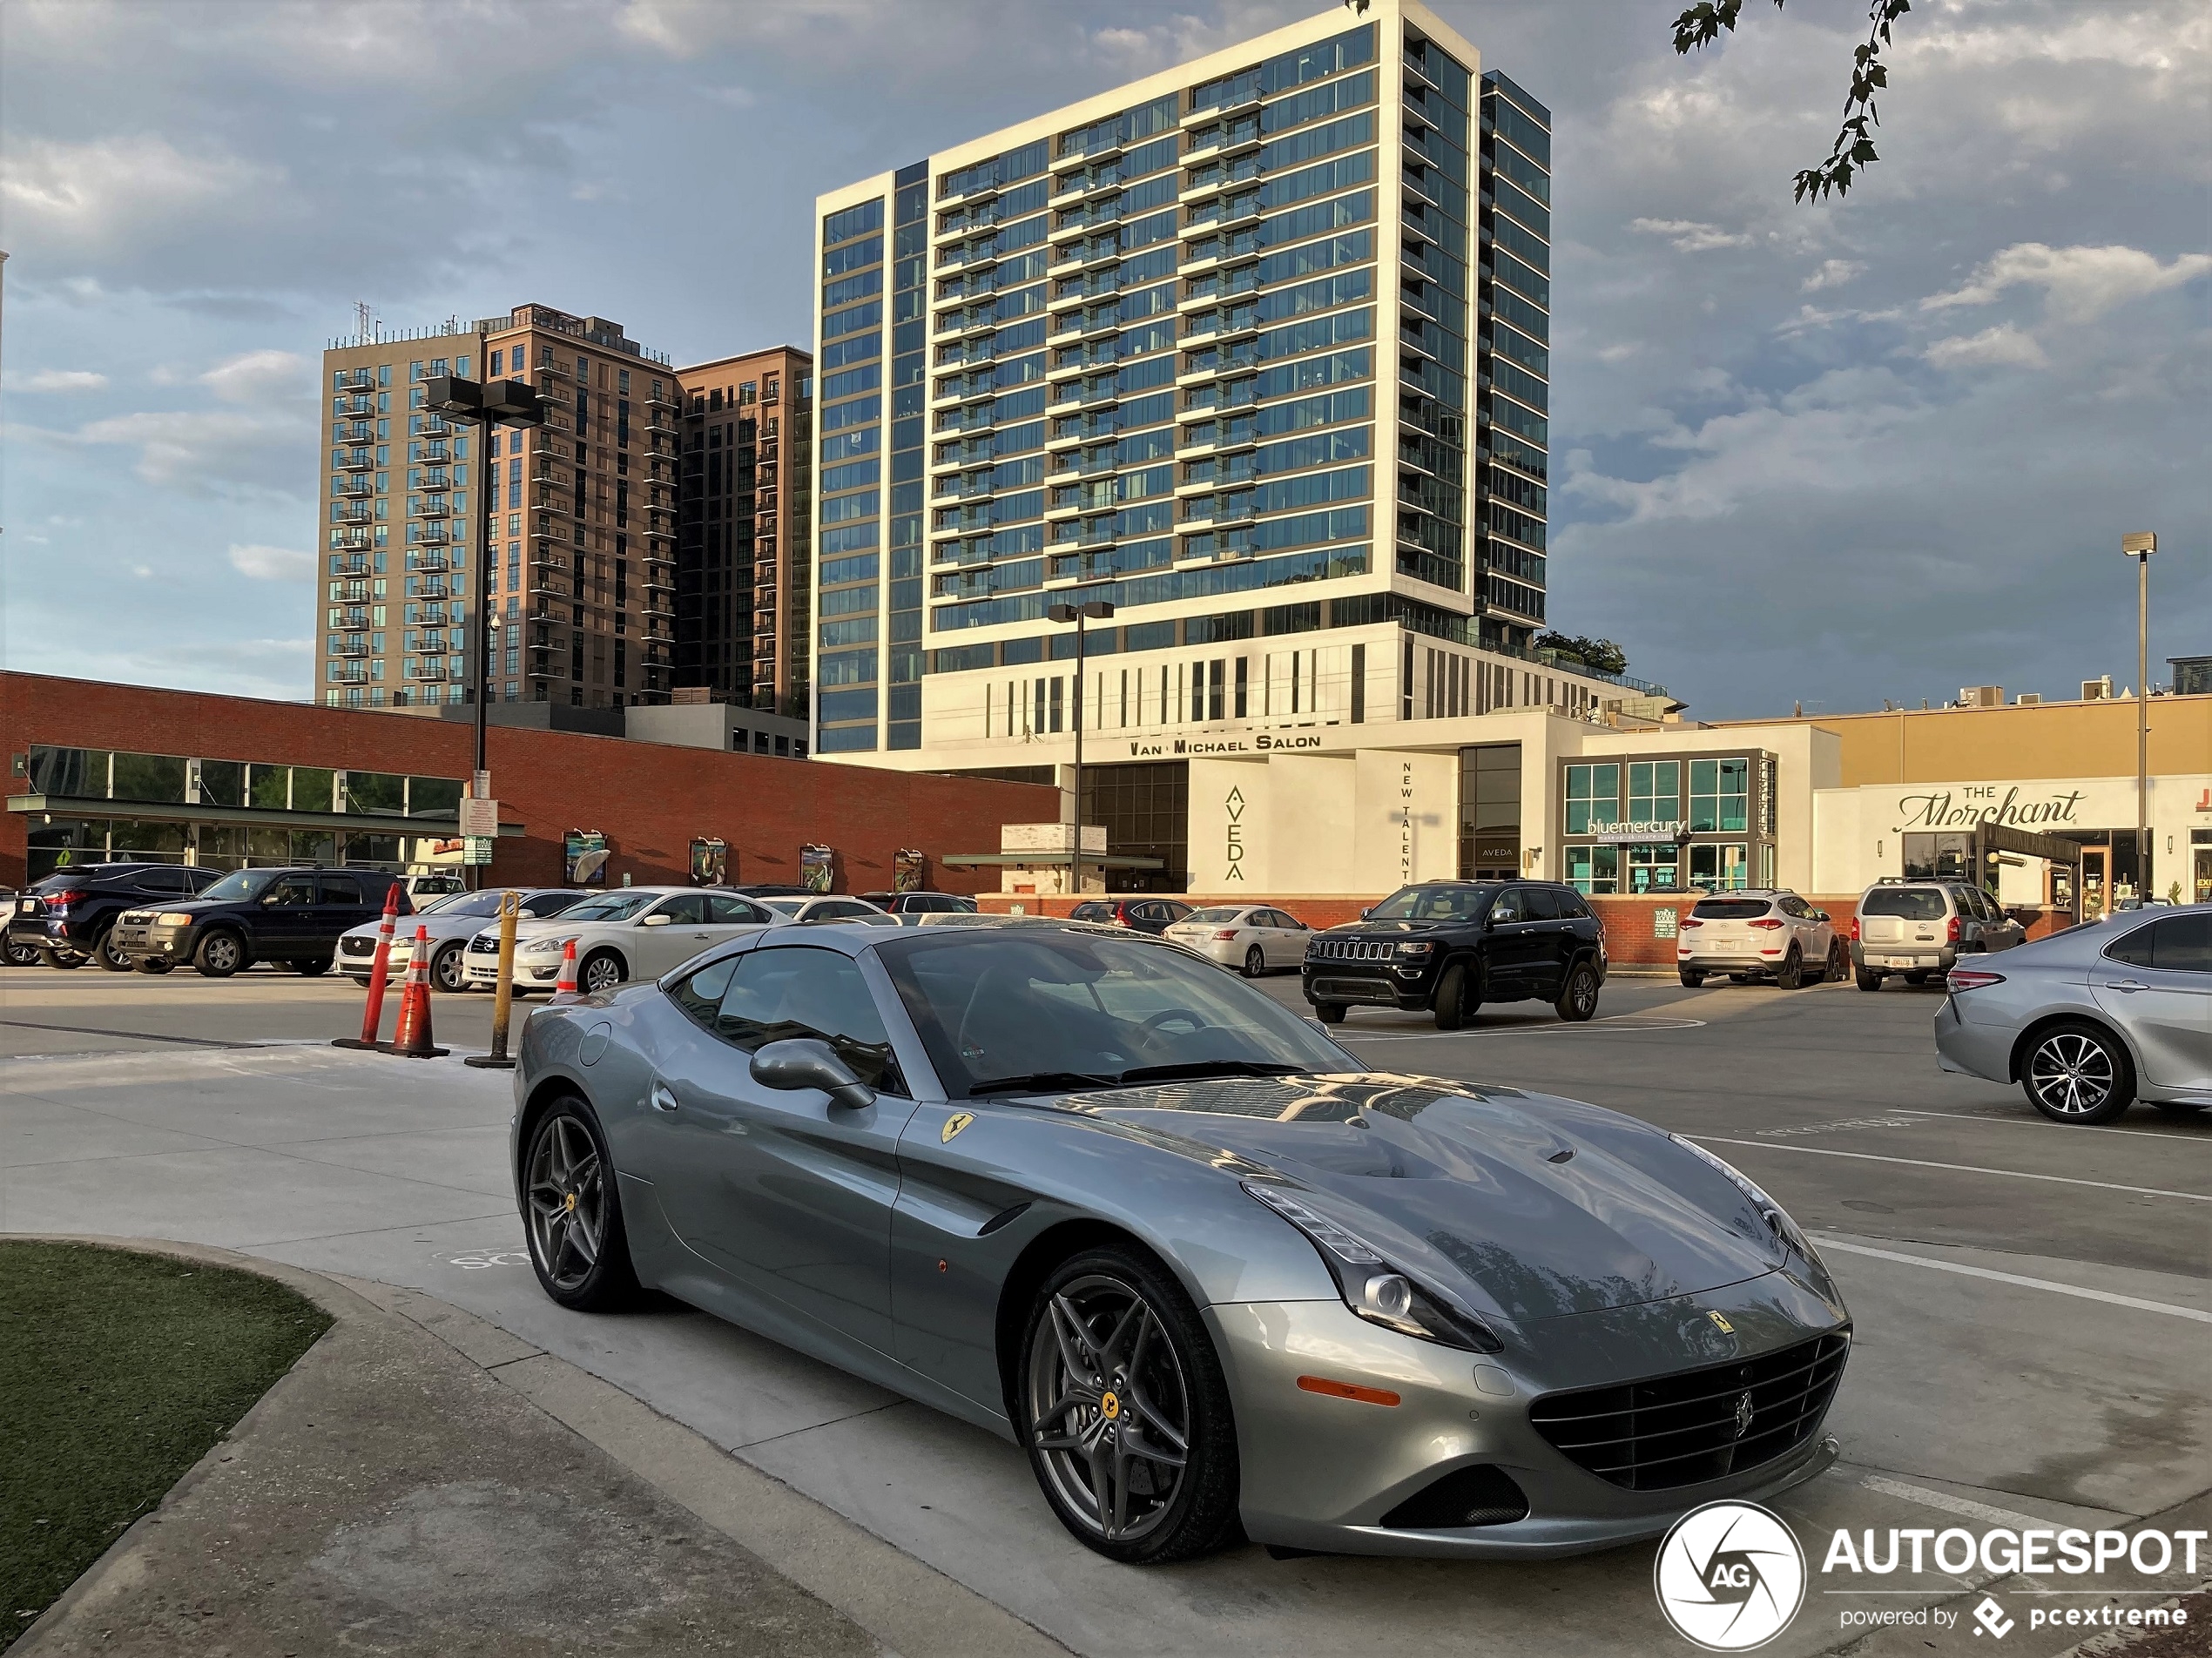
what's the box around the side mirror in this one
[751,1038,875,1111]
[1359,907,1372,920]
[640,913,671,927]
[1811,910,1828,923]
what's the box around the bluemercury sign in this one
[1586,819,1687,844]
[1892,786,2086,832]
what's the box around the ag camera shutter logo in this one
[1654,1500,1807,1650]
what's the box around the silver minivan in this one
[1851,880,2026,990]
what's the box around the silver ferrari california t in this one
[510,920,1849,1564]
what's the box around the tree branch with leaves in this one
[1672,0,1912,201]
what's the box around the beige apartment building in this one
[675,347,815,717]
[314,303,681,712]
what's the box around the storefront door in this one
[2080,848,2107,922]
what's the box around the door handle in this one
[651,1083,680,1111]
[2102,981,2147,994]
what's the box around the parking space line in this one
[1888,1108,2209,1142]
[1690,1135,2212,1203]
[1858,1473,2052,1533]
[1811,1237,2212,1323]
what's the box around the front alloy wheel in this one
[2022,1023,2134,1125]
[430,941,467,994]
[578,950,624,994]
[1020,1250,1239,1564]
[523,1101,637,1310]
[194,931,244,978]
[95,927,133,973]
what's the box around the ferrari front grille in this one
[1528,1331,1848,1492]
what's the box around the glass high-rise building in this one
[810,2,1633,882]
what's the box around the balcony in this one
[1051,236,1122,275]
[333,665,371,685]
[334,449,376,472]
[332,506,375,529]
[1183,78,1262,126]
[1181,307,1258,347]
[414,495,453,520]
[333,421,376,446]
[333,394,375,418]
[333,369,374,393]
[1179,379,1258,418]
[329,527,375,551]
[410,550,451,571]
[409,663,452,683]
[332,478,373,500]
[1177,230,1262,276]
[933,474,998,504]
[334,637,372,658]
[1177,347,1258,388]
[330,556,371,578]
[531,492,573,517]
[644,524,675,543]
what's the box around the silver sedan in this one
[1934,906,2212,1124]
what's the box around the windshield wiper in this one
[1112,1061,1308,1085]
[966,1070,1123,1096]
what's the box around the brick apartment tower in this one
[315,303,681,712]
[673,347,815,717]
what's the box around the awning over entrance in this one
[4,794,522,839]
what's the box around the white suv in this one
[1676,891,1842,988]
[1851,879,2025,990]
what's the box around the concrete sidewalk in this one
[17,1240,1062,1658]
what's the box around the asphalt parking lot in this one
[2,960,2205,1656]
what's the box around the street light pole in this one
[2121,531,2157,901]
[426,374,544,887]
[1049,596,1115,903]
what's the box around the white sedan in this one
[759,894,900,927]
[340,887,585,992]
[465,886,778,995]
[1162,904,1312,977]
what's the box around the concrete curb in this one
[10,1235,1071,1658]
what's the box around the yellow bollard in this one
[464,888,523,1070]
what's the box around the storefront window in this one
[1627,761,1680,824]
[1627,844,1679,893]
[1567,845,1619,894]
[1565,764,1619,834]
[1902,832,1973,880]
[1689,759,1749,832]
[1689,843,1748,891]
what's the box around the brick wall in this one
[0,672,1054,893]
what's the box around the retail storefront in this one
[1556,751,1778,896]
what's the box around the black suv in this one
[111,866,412,978]
[7,862,224,971]
[1302,880,1608,1028]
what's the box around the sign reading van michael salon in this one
[1893,785,2085,832]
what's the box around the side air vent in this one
[1379,1464,1529,1529]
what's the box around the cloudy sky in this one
[2,0,2205,718]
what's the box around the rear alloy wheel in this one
[44,950,84,971]
[1312,1001,1346,1026]
[3,938,40,968]
[1854,968,1884,992]
[2021,1021,2134,1125]
[94,927,133,973]
[1826,941,1848,982]
[523,1099,638,1311]
[578,949,624,994]
[1555,960,1600,1022]
[1242,945,1265,979]
[1019,1249,1239,1564]
[193,930,245,979]
[1678,969,1705,987]
[1775,947,1804,991]
[1433,963,1470,1031]
[429,941,468,994]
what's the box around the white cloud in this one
[1630,217,1754,253]
[0,134,280,258]
[1925,323,2050,369]
[1802,259,1866,293]
[199,349,308,404]
[71,409,310,495]
[5,367,108,392]
[1924,243,2212,322]
[227,543,314,581]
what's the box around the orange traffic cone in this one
[386,925,448,1058]
[550,938,579,1002]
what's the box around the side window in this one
[145,868,190,893]
[712,947,902,1092]
[266,875,316,907]
[671,954,738,1028]
[2105,923,2157,969]
[1556,892,1590,920]
[1490,889,1525,925]
[318,873,365,905]
[2150,914,2212,972]
[654,894,709,925]
[522,893,577,917]
[1521,886,1560,921]
[706,893,767,925]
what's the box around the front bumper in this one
[1209,1270,1849,1558]
[1301,958,1436,1008]
[466,953,566,990]
[111,921,192,963]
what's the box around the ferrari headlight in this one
[1669,1134,1823,1268]
[1244,1182,1503,1353]
[156,913,195,927]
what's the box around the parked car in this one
[340,887,587,992]
[1851,879,2026,990]
[1934,906,2211,1124]
[1303,880,1607,1028]
[725,883,816,899]
[511,920,1848,1564]
[1162,904,1312,977]
[111,866,408,977]
[1676,891,1843,989]
[1068,898,1195,935]
[8,862,226,971]
[0,890,44,967]
[759,895,900,927]
[466,886,778,996]
[858,891,981,922]
[403,872,468,903]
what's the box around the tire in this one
[348,975,374,988]
[1016,1246,1240,1565]
[1776,947,1803,991]
[94,927,133,973]
[1678,969,1705,987]
[2020,1021,2134,1125]
[1433,963,1469,1031]
[1854,968,1884,992]
[1826,941,1848,983]
[1312,1001,1346,1026]
[193,929,246,979]
[429,941,468,994]
[3,938,40,968]
[521,1097,639,1311]
[577,949,624,994]
[294,956,332,976]
[1242,945,1265,979]
[1555,960,1600,1022]
[136,959,174,975]
[44,949,84,971]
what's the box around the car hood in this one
[125,897,243,920]
[341,913,477,940]
[1039,1073,1791,1324]
[1319,918,1463,936]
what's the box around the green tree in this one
[1535,633,1629,677]
[1672,0,1912,201]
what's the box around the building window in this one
[1566,846,1618,895]
[1688,759,1750,833]
[1565,764,1620,834]
[1689,844,1748,891]
[1627,761,1680,825]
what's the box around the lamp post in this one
[1048,596,1116,901]
[424,375,544,886]
[2121,531,2157,901]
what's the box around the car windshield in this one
[760,898,806,916]
[1365,885,1490,922]
[877,929,1353,1098]
[420,890,512,919]
[194,870,277,903]
[1691,899,1773,920]
[561,893,654,922]
[1184,907,1246,925]
[1861,889,1947,920]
